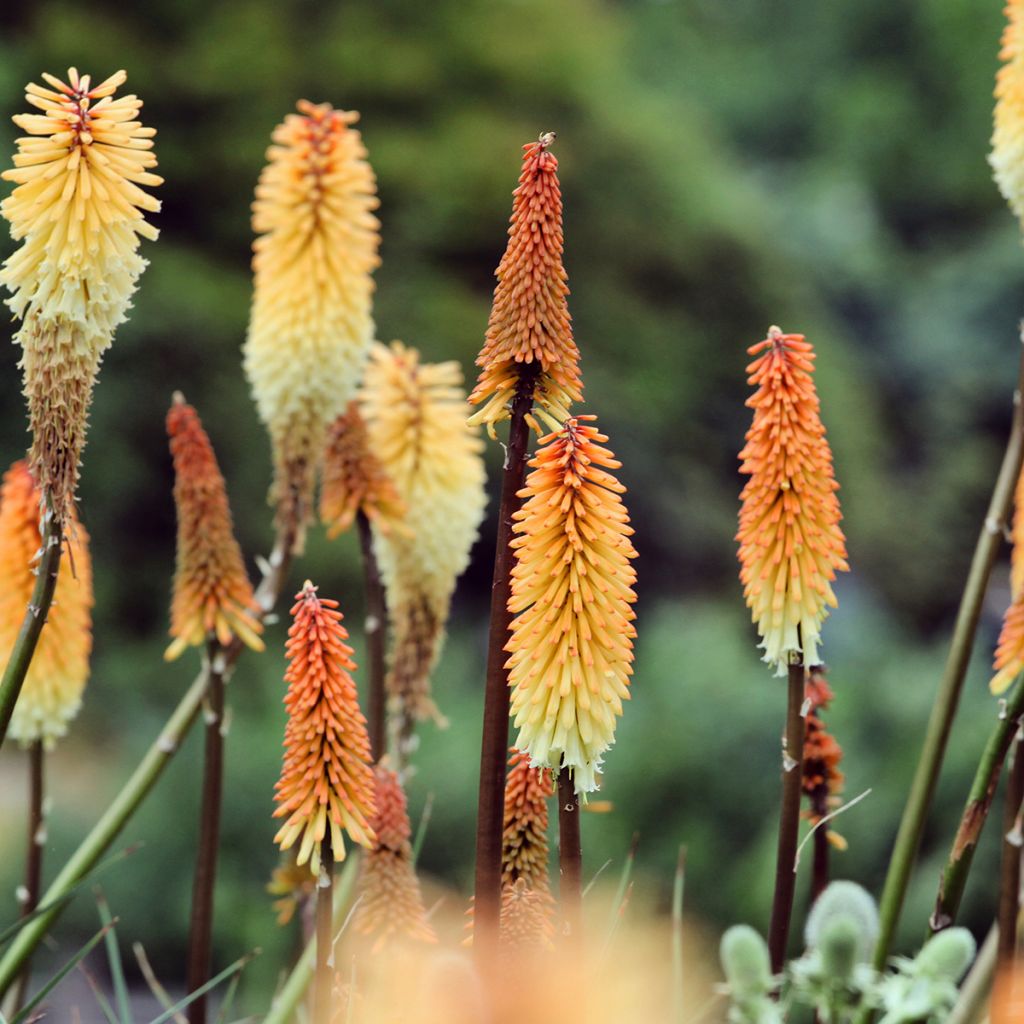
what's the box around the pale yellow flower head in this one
[244,100,381,535]
[1,68,161,521]
[993,1,1024,226]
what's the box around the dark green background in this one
[0,0,1021,1008]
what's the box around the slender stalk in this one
[185,650,227,1024]
[356,510,386,762]
[999,733,1024,966]
[875,340,1024,967]
[0,509,63,752]
[768,660,806,973]
[313,837,334,1024]
[473,367,537,960]
[671,846,687,1024]
[930,677,1024,934]
[810,787,830,903]
[557,767,583,949]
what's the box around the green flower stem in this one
[356,510,387,762]
[874,342,1024,969]
[929,674,1024,935]
[314,836,334,1024]
[0,508,63,752]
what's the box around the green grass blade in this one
[602,831,639,951]
[411,792,434,866]
[96,889,132,1024]
[213,967,243,1024]
[671,845,686,1024]
[78,958,122,1024]
[146,951,259,1024]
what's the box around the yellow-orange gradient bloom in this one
[274,582,376,874]
[737,327,848,674]
[165,396,263,660]
[1,69,160,521]
[468,134,582,435]
[506,416,637,794]
[993,2,1024,226]
[320,401,406,539]
[0,461,92,746]
[354,764,437,950]
[244,101,380,529]
[360,342,487,732]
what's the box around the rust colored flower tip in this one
[320,401,407,540]
[993,2,1024,227]
[468,135,582,435]
[737,326,848,675]
[273,582,377,874]
[506,415,638,795]
[244,101,381,535]
[164,396,263,660]
[353,764,437,950]
[0,460,93,747]
[801,667,846,849]
[1,69,161,523]
[360,342,487,734]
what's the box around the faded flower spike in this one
[506,415,638,794]
[273,582,377,874]
[360,342,487,739]
[0,461,92,747]
[992,1,1024,228]
[802,669,847,850]
[165,395,263,660]
[1,68,161,522]
[353,764,437,950]
[737,327,848,674]
[468,133,582,435]
[992,468,1024,693]
[320,401,406,539]
[244,101,381,537]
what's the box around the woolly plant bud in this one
[817,915,862,983]
[720,925,773,996]
[805,881,879,965]
[914,928,975,982]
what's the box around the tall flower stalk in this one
[737,326,848,971]
[470,133,582,958]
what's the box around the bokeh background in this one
[0,0,1021,1011]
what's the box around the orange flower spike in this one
[0,461,93,747]
[992,1,1024,227]
[737,326,848,674]
[502,748,554,893]
[468,132,582,434]
[506,415,638,794]
[273,582,377,874]
[164,395,263,660]
[353,764,437,949]
[320,401,407,540]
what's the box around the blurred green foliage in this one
[0,0,1022,1010]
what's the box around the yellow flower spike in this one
[993,1,1024,227]
[506,416,638,795]
[360,342,487,735]
[1,69,161,522]
[244,101,381,538]
[0,461,93,747]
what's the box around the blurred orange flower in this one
[993,1,1024,227]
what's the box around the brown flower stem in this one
[930,675,1024,935]
[356,510,386,762]
[314,836,334,1024]
[185,648,227,1024]
[473,366,537,961]
[998,734,1024,965]
[558,767,583,950]
[874,338,1024,969]
[809,785,830,904]
[768,660,807,973]
[8,740,46,1015]
[0,507,62,753]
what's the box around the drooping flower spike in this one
[164,395,263,660]
[0,460,93,747]
[353,764,437,950]
[506,415,638,794]
[1,69,161,522]
[320,401,407,540]
[244,101,380,537]
[273,582,377,874]
[737,326,848,674]
[992,1,1024,228]
[468,133,582,435]
[360,342,487,739]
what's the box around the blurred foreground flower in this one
[244,101,380,536]
[165,395,263,660]
[0,461,92,747]
[993,0,1024,228]
[273,582,376,874]
[360,342,486,739]
[737,326,848,674]
[991,467,1024,693]
[353,764,436,950]
[267,852,316,928]
[468,133,581,434]
[1,68,161,521]
[507,416,637,794]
